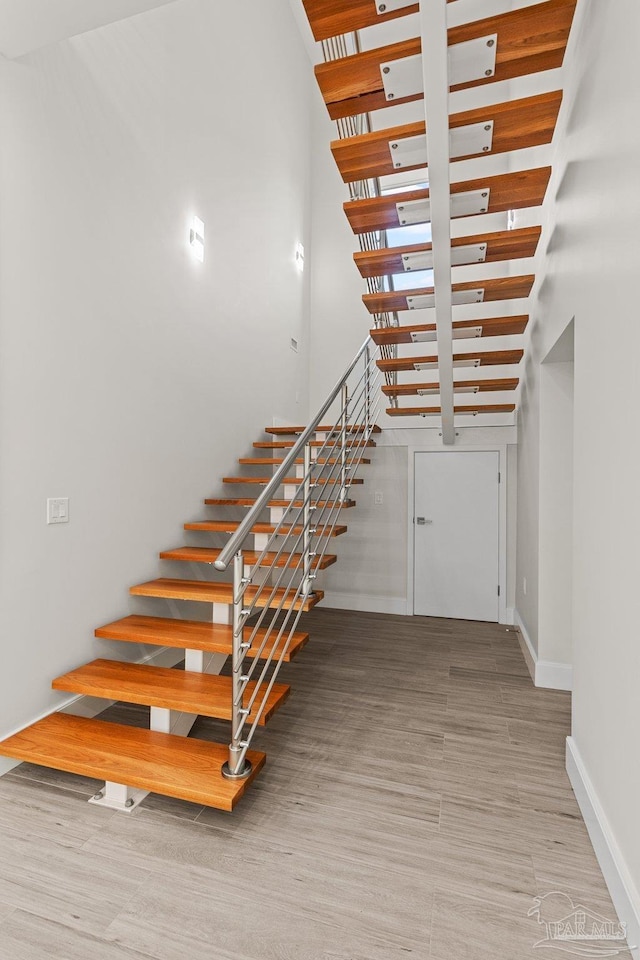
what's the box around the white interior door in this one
[414,451,500,621]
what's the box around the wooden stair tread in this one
[383,378,519,397]
[344,168,551,234]
[0,713,264,811]
[204,497,356,509]
[364,276,535,314]
[130,578,324,611]
[302,0,422,43]
[316,1,575,119]
[184,521,347,537]
[371,316,528,345]
[222,476,364,485]
[254,439,376,449]
[238,457,371,465]
[52,660,290,726]
[331,91,562,182]
[387,404,516,416]
[355,227,540,279]
[378,349,523,372]
[95,615,309,661]
[264,424,380,435]
[160,546,337,570]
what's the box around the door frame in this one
[406,441,510,624]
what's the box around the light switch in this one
[47,498,69,524]
[374,491,383,505]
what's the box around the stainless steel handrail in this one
[213,335,372,572]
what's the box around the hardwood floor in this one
[0,609,630,958]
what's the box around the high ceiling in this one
[0,0,179,59]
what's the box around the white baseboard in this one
[322,592,408,616]
[0,646,186,779]
[566,736,640,959]
[514,609,573,691]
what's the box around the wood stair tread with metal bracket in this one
[387,403,516,416]
[331,91,563,182]
[344,167,551,234]
[383,378,519,397]
[315,0,576,119]
[355,227,541,279]
[160,546,338,570]
[377,349,523,372]
[52,660,290,727]
[221,476,364,486]
[302,0,423,43]
[130,578,324,612]
[363,276,535,314]
[204,498,357,509]
[184,520,348,537]
[254,439,376,449]
[95,614,309,661]
[264,424,381,435]
[0,713,264,812]
[371,316,529,345]
[238,457,371,465]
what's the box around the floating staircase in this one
[0,367,381,811]
[303,0,577,426]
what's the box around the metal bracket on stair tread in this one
[380,36,497,101]
[407,289,484,310]
[409,326,483,342]
[414,358,481,371]
[401,244,486,272]
[375,0,415,15]
[396,189,491,226]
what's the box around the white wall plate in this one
[396,188,490,226]
[449,121,493,160]
[381,36,497,101]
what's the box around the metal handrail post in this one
[340,383,349,502]
[222,550,252,781]
[364,345,371,435]
[302,442,314,596]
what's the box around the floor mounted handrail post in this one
[222,550,252,781]
[340,383,349,502]
[302,442,313,597]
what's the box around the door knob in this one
[416,517,432,525]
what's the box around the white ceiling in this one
[0,0,179,59]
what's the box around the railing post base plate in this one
[221,759,253,781]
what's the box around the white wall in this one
[538,358,574,668]
[0,0,314,740]
[514,0,640,938]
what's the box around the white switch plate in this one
[47,498,69,524]
[374,491,384,505]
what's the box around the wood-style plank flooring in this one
[0,609,630,958]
